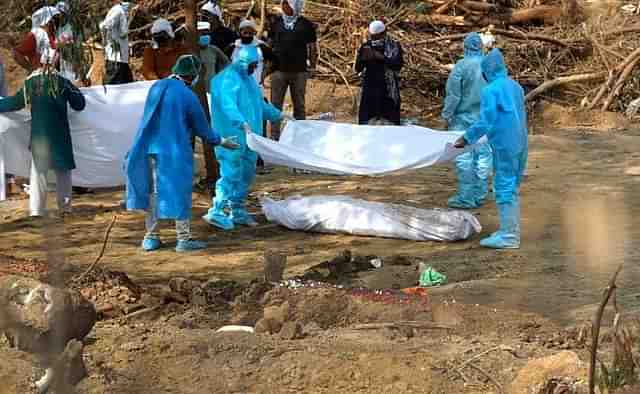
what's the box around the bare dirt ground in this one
[2,62,640,392]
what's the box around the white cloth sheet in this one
[262,196,482,242]
[0,81,155,200]
[1,88,479,201]
[247,120,479,175]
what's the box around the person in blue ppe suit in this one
[454,48,528,249]
[442,32,493,209]
[126,54,240,252]
[204,46,286,230]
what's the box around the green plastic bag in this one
[419,266,447,287]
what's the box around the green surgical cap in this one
[172,55,202,77]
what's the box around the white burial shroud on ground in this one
[262,196,482,242]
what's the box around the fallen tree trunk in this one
[492,28,569,48]
[498,5,564,25]
[412,5,563,27]
[460,0,500,12]
[525,72,607,101]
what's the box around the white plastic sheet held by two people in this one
[262,196,482,242]
[0,81,155,200]
[247,120,478,175]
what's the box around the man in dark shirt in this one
[268,0,317,140]
[201,1,238,52]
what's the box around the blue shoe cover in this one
[479,232,520,249]
[176,239,207,252]
[473,183,490,206]
[231,208,258,227]
[448,194,479,209]
[142,238,162,252]
[202,212,235,231]
[480,201,520,249]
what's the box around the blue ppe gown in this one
[442,32,492,209]
[126,78,222,221]
[463,48,528,249]
[204,46,282,230]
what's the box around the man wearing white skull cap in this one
[368,20,386,35]
[200,1,238,51]
[355,20,404,125]
[227,19,274,89]
[142,18,187,81]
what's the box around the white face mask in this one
[190,75,200,87]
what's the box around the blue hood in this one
[232,46,259,78]
[463,32,483,57]
[481,48,508,82]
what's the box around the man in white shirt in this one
[100,0,132,84]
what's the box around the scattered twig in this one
[454,345,516,372]
[589,263,624,394]
[455,2,474,15]
[450,365,471,383]
[447,346,514,393]
[387,5,410,27]
[73,215,118,282]
[603,25,640,38]
[319,57,358,112]
[493,28,570,48]
[602,55,640,111]
[117,305,161,322]
[413,28,569,48]
[414,33,468,46]
[469,363,504,394]
[587,71,616,110]
[594,43,626,61]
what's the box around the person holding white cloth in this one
[0,50,86,217]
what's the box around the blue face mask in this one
[199,35,211,47]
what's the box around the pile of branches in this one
[130,0,640,114]
[221,0,640,114]
[4,0,640,114]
